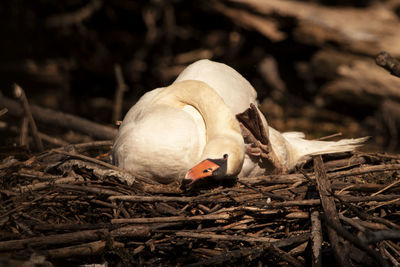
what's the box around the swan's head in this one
[182,135,244,188]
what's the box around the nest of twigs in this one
[1,142,400,266]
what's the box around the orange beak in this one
[183,159,220,187]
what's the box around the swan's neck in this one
[152,80,245,175]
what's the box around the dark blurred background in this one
[1,0,400,152]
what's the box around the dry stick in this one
[113,64,128,123]
[5,122,69,146]
[176,232,309,248]
[381,243,400,267]
[324,156,366,172]
[34,223,109,232]
[371,179,400,197]
[243,163,400,186]
[240,173,306,185]
[185,245,266,267]
[385,241,400,258]
[323,217,389,267]
[310,210,323,267]
[376,51,400,78]
[314,156,351,267]
[0,225,151,252]
[359,230,400,244]
[339,214,366,232]
[69,140,113,152]
[0,107,7,116]
[45,240,124,259]
[14,84,44,151]
[110,194,317,205]
[374,153,400,161]
[237,180,291,200]
[46,0,103,27]
[340,194,400,202]
[109,195,194,203]
[14,176,84,193]
[0,95,117,140]
[51,149,158,185]
[331,182,400,193]
[317,132,342,140]
[259,194,400,209]
[111,213,231,224]
[20,116,29,147]
[329,164,400,179]
[175,231,277,243]
[55,184,124,196]
[187,243,303,267]
[110,225,151,238]
[289,241,308,256]
[367,198,400,212]
[343,202,400,230]
[0,229,109,251]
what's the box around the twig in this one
[366,198,400,212]
[19,116,29,147]
[376,51,400,78]
[3,121,69,147]
[323,217,389,267]
[111,226,150,239]
[109,195,194,203]
[45,240,123,259]
[176,231,309,248]
[0,107,8,116]
[237,180,291,200]
[318,132,342,140]
[13,176,84,193]
[289,241,308,256]
[14,84,44,151]
[339,214,366,232]
[111,213,231,224]
[176,231,278,243]
[46,0,103,27]
[113,64,128,123]
[329,164,400,179]
[314,156,351,266]
[343,203,400,230]
[188,242,303,267]
[381,243,400,267]
[68,140,113,151]
[332,182,400,193]
[0,94,117,139]
[359,229,400,244]
[0,229,109,251]
[243,163,400,185]
[50,149,158,186]
[55,184,123,196]
[371,179,400,197]
[311,210,322,267]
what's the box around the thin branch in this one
[46,0,103,27]
[311,210,323,267]
[0,94,117,140]
[314,156,351,266]
[113,64,128,123]
[0,108,8,116]
[14,84,44,151]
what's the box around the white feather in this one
[113,59,367,183]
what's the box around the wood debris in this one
[1,144,400,266]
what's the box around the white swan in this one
[112,59,367,186]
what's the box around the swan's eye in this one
[203,168,213,173]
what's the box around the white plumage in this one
[112,59,367,184]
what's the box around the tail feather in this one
[282,134,369,169]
